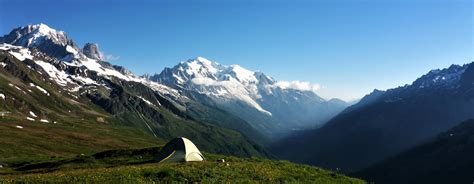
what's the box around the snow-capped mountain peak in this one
[0,24,155,95]
[194,56,213,65]
[148,57,349,131]
[26,23,68,45]
[172,57,261,85]
[150,57,336,118]
[4,23,73,48]
[412,64,468,89]
[0,23,78,60]
[180,57,220,76]
[228,64,258,84]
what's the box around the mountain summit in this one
[0,24,144,88]
[82,43,104,61]
[152,57,275,115]
[0,23,74,47]
[274,61,474,172]
[149,57,348,137]
[0,23,78,59]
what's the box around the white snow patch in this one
[9,51,29,61]
[138,96,160,106]
[79,57,140,82]
[24,23,70,47]
[0,44,144,93]
[73,75,99,85]
[15,125,23,129]
[40,119,49,123]
[182,57,220,76]
[172,74,185,84]
[26,117,35,121]
[65,45,78,55]
[185,60,202,75]
[0,44,10,50]
[191,77,272,115]
[29,111,37,117]
[34,60,73,86]
[215,88,228,96]
[9,83,26,94]
[15,86,22,91]
[0,93,5,100]
[0,44,34,61]
[35,85,50,96]
[142,80,185,100]
[33,23,58,37]
[229,64,258,84]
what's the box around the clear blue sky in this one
[0,0,472,100]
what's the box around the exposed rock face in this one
[82,43,104,60]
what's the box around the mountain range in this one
[0,23,265,159]
[272,61,474,172]
[0,23,347,159]
[147,57,348,138]
[1,23,473,183]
